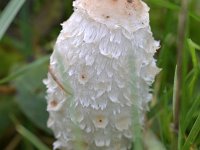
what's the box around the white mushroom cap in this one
[74,0,149,32]
[44,0,160,149]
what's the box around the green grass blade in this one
[187,39,200,51]
[148,0,180,11]
[0,56,49,84]
[182,96,200,132]
[148,0,200,22]
[187,39,200,95]
[178,126,183,150]
[128,56,143,150]
[172,66,178,119]
[187,39,200,68]
[16,125,50,150]
[132,107,143,150]
[182,112,200,150]
[189,12,200,22]
[0,0,26,40]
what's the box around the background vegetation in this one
[0,0,199,149]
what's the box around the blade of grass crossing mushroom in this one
[0,0,26,40]
[52,50,73,95]
[51,50,85,149]
[129,56,143,150]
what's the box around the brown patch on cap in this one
[78,69,89,85]
[50,99,58,107]
[81,74,86,79]
[127,0,133,3]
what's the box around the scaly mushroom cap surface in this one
[44,0,160,149]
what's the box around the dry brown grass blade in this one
[174,0,189,132]
[48,66,72,96]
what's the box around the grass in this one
[0,0,200,149]
[0,0,25,40]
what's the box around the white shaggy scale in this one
[44,0,160,149]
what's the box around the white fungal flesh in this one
[44,0,160,149]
